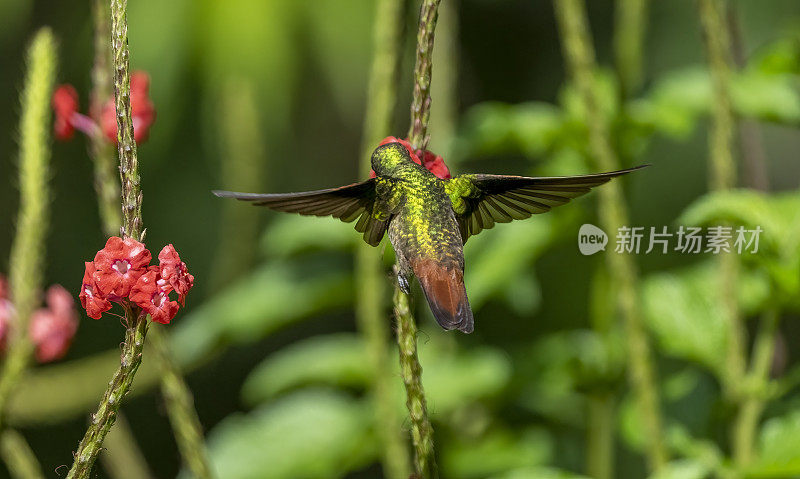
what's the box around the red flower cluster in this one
[0,276,79,363]
[52,71,156,144]
[370,136,451,180]
[80,237,193,324]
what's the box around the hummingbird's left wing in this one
[445,165,647,242]
[213,178,394,246]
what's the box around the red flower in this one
[93,236,152,298]
[129,268,179,324]
[158,244,194,305]
[79,262,112,319]
[52,85,79,140]
[370,136,451,180]
[101,71,156,144]
[29,285,78,363]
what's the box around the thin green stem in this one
[396,1,443,478]
[613,0,648,98]
[66,313,148,479]
[394,284,436,479]
[356,0,410,477]
[407,0,442,151]
[90,0,122,236]
[697,0,745,412]
[587,394,614,479]
[149,327,214,479]
[0,28,57,430]
[66,1,150,476]
[0,429,44,479]
[733,309,779,469]
[100,413,154,479]
[553,0,667,472]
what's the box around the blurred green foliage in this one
[2,1,800,478]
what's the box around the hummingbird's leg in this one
[397,272,411,295]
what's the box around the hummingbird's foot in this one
[397,274,411,295]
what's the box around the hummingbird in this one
[214,142,645,334]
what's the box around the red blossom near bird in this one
[157,244,194,305]
[93,236,152,298]
[129,268,179,324]
[79,262,112,320]
[52,85,80,140]
[370,136,451,180]
[101,71,156,144]
[29,285,79,363]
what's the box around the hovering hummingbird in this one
[214,142,645,334]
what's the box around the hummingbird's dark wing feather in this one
[213,179,393,246]
[447,165,647,242]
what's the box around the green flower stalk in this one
[149,327,214,479]
[553,0,667,472]
[356,0,410,477]
[90,0,122,236]
[0,27,57,429]
[0,430,45,479]
[394,284,436,479]
[396,1,442,478]
[613,0,648,98]
[66,1,149,476]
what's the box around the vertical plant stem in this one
[394,284,436,479]
[727,6,768,191]
[395,2,443,478]
[733,309,778,469]
[67,1,149,477]
[587,394,614,479]
[356,0,410,478]
[553,0,667,472]
[100,413,154,479]
[613,0,648,98]
[90,0,122,236]
[149,327,214,479]
[697,0,745,401]
[0,429,44,479]
[211,80,266,288]
[0,28,57,430]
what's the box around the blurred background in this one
[1,0,800,478]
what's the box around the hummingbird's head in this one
[371,143,415,176]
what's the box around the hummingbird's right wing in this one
[213,178,394,247]
[446,165,647,243]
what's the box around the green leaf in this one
[171,260,352,366]
[241,331,512,415]
[749,410,800,477]
[241,334,370,405]
[261,215,358,257]
[641,261,769,373]
[488,467,590,479]
[442,428,553,479]
[195,389,374,479]
[648,460,711,479]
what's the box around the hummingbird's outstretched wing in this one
[213,179,393,246]
[446,165,647,242]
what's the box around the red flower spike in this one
[79,262,112,319]
[52,85,79,140]
[129,269,179,324]
[29,285,78,363]
[101,71,156,144]
[157,244,193,305]
[93,236,152,298]
[370,136,451,180]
